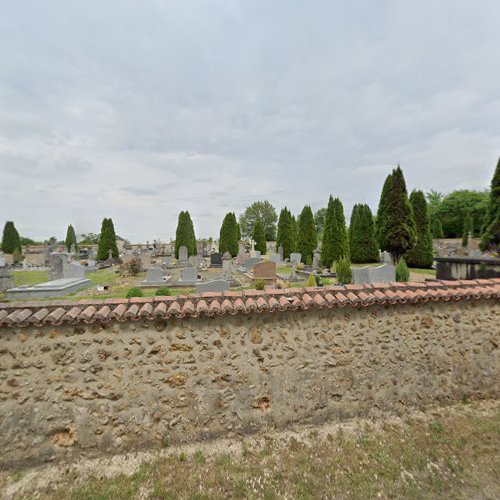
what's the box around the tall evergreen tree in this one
[252,220,267,255]
[97,218,118,260]
[175,211,197,258]
[1,221,21,254]
[376,171,394,249]
[350,204,379,263]
[332,198,349,262]
[65,224,78,252]
[219,212,239,257]
[383,166,417,262]
[462,212,473,248]
[480,157,500,252]
[321,196,335,268]
[432,218,444,239]
[276,207,295,259]
[405,191,434,268]
[297,205,317,264]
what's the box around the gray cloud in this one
[0,0,499,242]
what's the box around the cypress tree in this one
[291,214,298,254]
[219,212,239,257]
[107,218,119,258]
[321,196,335,268]
[65,224,78,252]
[432,218,444,239]
[405,191,434,268]
[186,211,197,256]
[252,220,266,255]
[297,205,317,264]
[97,217,118,260]
[348,204,360,243]
[1,221,21,254]
[175,211,196,258]
[383,166,417,262]
[350,204,379,263]
[234,213,241,242]
[276,208,295,259]
[480,157,500,251]
[332,198,349,262]
[462,212,473,248]
[376,171,394,250]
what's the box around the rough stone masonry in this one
[0,279,498,468]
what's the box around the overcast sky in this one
[1,1,499,242]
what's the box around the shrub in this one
[396,258,410,282]
[155,286,172,296]
[306,274,317,287]
[125,257,142,276]
[126,287,144,298]
[296,262,305,270]
[336,257,352,284]
[275,279,290,290]
[322,278,333,286]
[254,279,265,290]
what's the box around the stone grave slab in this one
[195,279,230,294]
[352,264,395,285]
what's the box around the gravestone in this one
[141,267,171,287]
[0,266,14,293]
[0,252,5,267]
[278,245,284,261]
[222,251,232,280]
[48,252,68,281]
[250,250,261,258]
[178,246,188,264]
[177,266,200,285]
[63,262,85,280]
[163,256,172,267]
[140,253,152,269]
[352,264,396,285]
[210,252,223,267]
[236,249,247,266]
[381,251,392,264]
[269,254,281,264]
[195,279,230,294]
[253,261,276,282]
[290,253,302,266]
[243,257,261,272]
[189,255,201,268]
[312,246,321,270]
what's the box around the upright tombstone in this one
[177,266,200,285]
[178,246,188,265]
[381,251,392,264]
[0,266,14,293]
[221,251,232,280]
[63,262,86,280]
[251,250,261,258]
[253,261,276,283]
[278,245,284,261]
[243,257,261,273]
[210,252,223,268]
[236,249,247,266]
[290,253,302,266]
[269,254,281,264]
[48,252,68,281]
[312,246,321,270]
[141,267,171,287]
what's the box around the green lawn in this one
[12,270,48,287]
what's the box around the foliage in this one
[335,256,352,284]
[396,258,410,282]
[239,201,277,240]
[175,211,197,258]
[155,286,172,296]
[219,212,239,257]
[276,207,296,259]
[297,206,317,263]
[480,157,500,252]
[433,189,489,237]
[1,221,21,254]
[252,220,267,255]
[125,257,142,276]
[462,212,473,247]
[126,287,144,298]
[79,233,100,245]
[306,273,317,287]
[405,191,434,268]
[97,218,119,260]
[425,190,444,226]
[254,279,265,290]
[12,248,23,264]
[20,236,41,245]
[314,208,327,237]
[321,197,349,268]
[380,166,416,262]
[432,218,444,239]
[65,224,78,252]
[349,204,379,263]
[376,171,394,249]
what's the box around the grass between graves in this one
[11,270,48,287]
[32,402,500,500]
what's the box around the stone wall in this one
[0,298,498,468]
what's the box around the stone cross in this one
[222,251,232,280]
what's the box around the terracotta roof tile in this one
[1,279,498,328]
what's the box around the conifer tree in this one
[405,190,434,268]
[297,205,317,264]
[65,224,78,252]
[332,198,349,262]
[175,211,197,258]
[97,218,118,260]
[321,196,335,268]
[350,204,379,263]
[432,218,444,239]
[382,166,416,262]
[462,212,473,248]
[376,171,394,249]
[252,220,267,255]
[480,157,500,252]
[276,207,295,259]
[219,212,239,257]
[1,221,21,254]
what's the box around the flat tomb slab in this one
[6,278,92,299]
